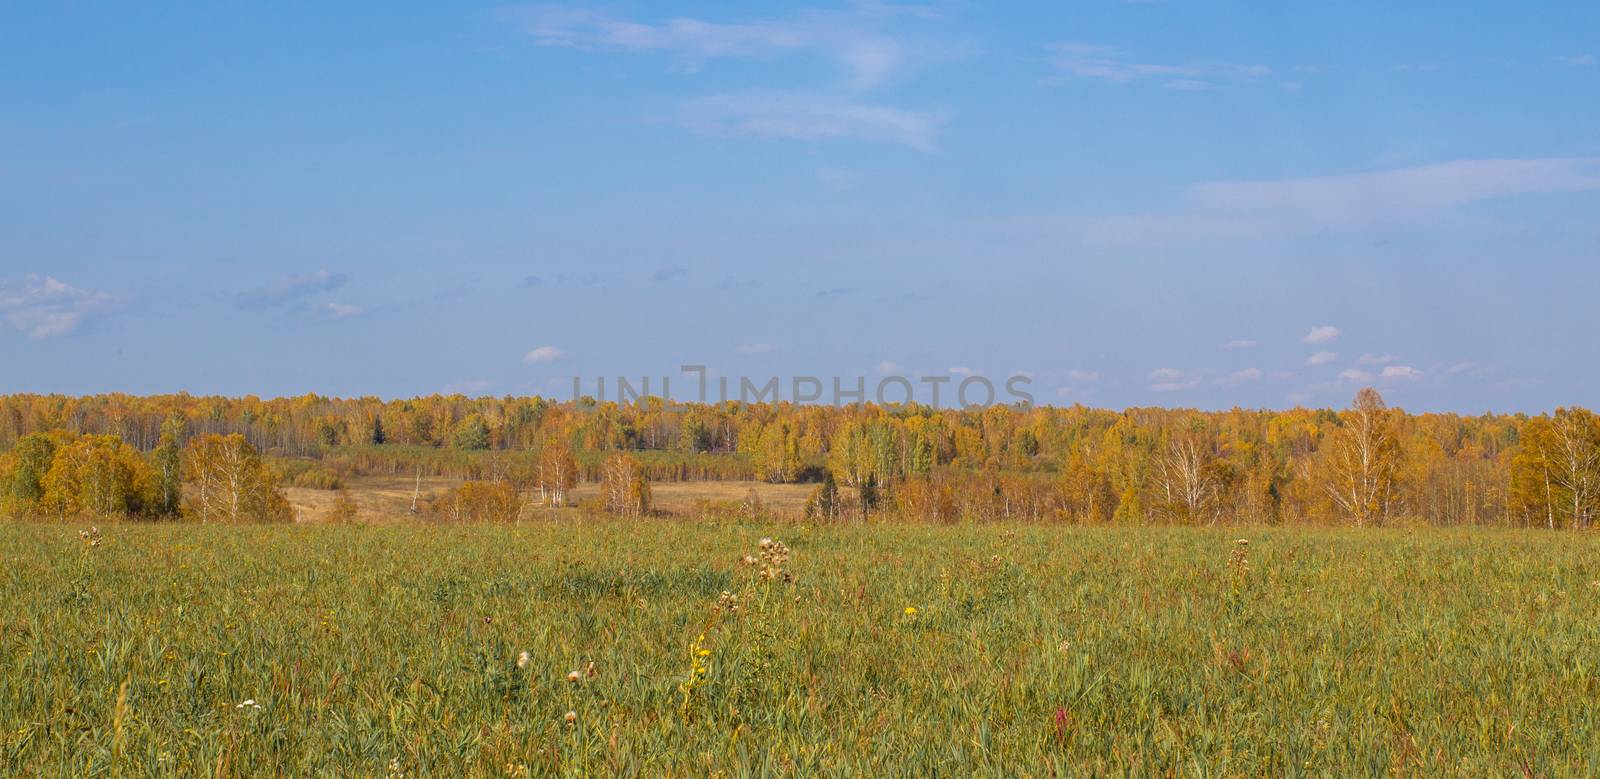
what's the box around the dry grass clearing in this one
[285,476,816,522]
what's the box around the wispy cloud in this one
[1305,351,1338,366]
[516,6,955,149]
[0,275,116,339]
[1221,339,1256,350]
[1558,54,1596,66]
[876,360,900,374]
[1052,157,1600,246]
[1066,369,1100,383]
[676,91,945,150]
[523,345,567,364]
[652,266,689,283]
[1149,367,1201,391]
[1358,353,1397,365]
[235,270,348,310]
[442,379,493,395]
[1219,367,1262,386]
[736,342,775,355]
[1188,158,1600,224]
[1302,325,1341,344]
[514,4,950,90]
[1381,365,1422,380]
[1338,368,1373,383]
[1045,43,1270,91]
[1447,361,1489,376]
[314,302,363,321]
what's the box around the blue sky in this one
[1,1,1596,412]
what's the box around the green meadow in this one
[3,521,1598,776]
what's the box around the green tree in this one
[151,415,185,517]
[452,414,492,451]
[3,432,62,516]
[806,470,841,521]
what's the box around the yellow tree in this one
[184,434,292,523]
[1510,409,1600,529]
[40,434,154,519]
[1323,388,1402,526]
[1153,427,1231,525]
[600,453,650,518]
[537,440,578,506]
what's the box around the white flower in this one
[235,698,261,709]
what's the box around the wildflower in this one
[563,710,577,724]
[761,540,790,567]
[516,652,530,670]
[741,555,757,566]
[567,670,581,683]
[903,606,918,617]
[235,699,261,710]
[1052,707,1074,742]
[1227,538,1251,594]
[584,661,597,679]
[717,590,740,613]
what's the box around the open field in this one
[4,523,1600,776]
[283,477,817,523]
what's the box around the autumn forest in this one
[1,389,1595,529]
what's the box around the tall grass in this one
[2,522,1597,775]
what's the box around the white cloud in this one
[1381,365,1422,380]
[1149,367,1200,391]
[1302,325,1341,344]
[676,91,945,150]
[1066,369,1100,383]
[1189,157,1600,227]
[516,5,950,90]
[736,342,774,355]
[1338,368,1373,383]
[1053,157,1600,247]
[1222,339,1256,350]
[875,361,901,375]
[1447,361,1488,376]
[1559,54,1596,66]
[948,366,976,377]
[1219,368,1262,386]
[1046,43,1270,91]
[442,379,493,395]
[1286,382,1335,406]
[0,275,116,339]
[235,270,347,309]
[523,345,567,364]
[315,302,363,320]
[1305,351,1337,366]
[1357,353,1397,365]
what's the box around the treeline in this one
[0,424,290,523]
[0,389,1596,528]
